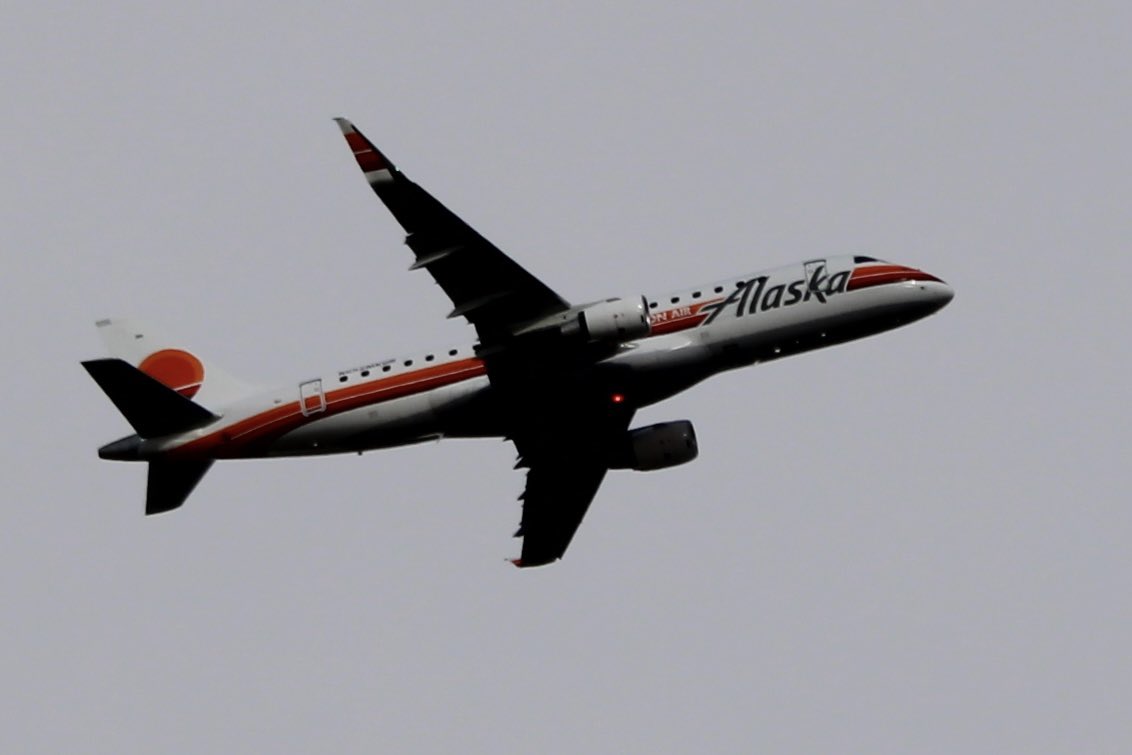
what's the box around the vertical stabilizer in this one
[94,318,259,412]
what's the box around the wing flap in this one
[408,245,462,270]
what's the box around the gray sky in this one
[3,1,1131,751]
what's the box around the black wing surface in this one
[505,364,635,567]
[334,118,571,343]
[514,461,609,568]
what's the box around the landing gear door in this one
[299,378,326,417]
[804,259,826,292]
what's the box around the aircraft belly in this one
[265,376,490,455]
[428,376,507,438]
[603,335,716,407]
[605,281,947,407]
[703,281,948,364]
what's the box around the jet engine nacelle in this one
[562,296,652,343]
[612,420,699,471]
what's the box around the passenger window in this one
[404,359,413,367]
[361,370,370,377]
[382,365,391,372]
[692,291,701,298]
[425,355,434,362]
[670,296,680,304]
[714,286,723,293]
[339,375,348,383]
[449,349,458,356]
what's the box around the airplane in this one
[83,118,954,567]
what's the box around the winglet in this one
[333,117,397,181]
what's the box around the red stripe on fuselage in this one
[648,298,723,336]
[847,265,940,291]
[171,358,487,459]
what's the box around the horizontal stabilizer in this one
[82,358,217,438]
[147,459,213,515]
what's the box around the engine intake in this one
[611,420,699,471]
[562,296,652,343]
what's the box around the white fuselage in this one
[132,255,952,462]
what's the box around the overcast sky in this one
[3,2,1131,752]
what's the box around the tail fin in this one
[82,358,218,437]
[147,459,213,515]
[83,360,219,514]
[93,318,259,412]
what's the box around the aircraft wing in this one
[506,373,635,568]
[334,118,571,342]
[513,460,608,568]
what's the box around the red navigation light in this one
[611,393,625,404]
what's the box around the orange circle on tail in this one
[139,349,205,399]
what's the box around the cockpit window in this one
[854,255,879,263]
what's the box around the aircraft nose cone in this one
[935,281,955,307]
[919,277,954,315]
